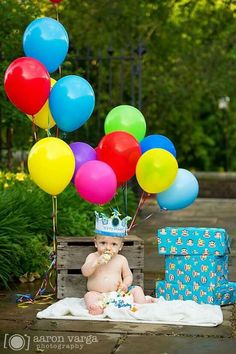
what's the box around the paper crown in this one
[95,209,131,237]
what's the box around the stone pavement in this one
[0,198,236,353]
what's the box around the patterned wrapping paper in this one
[156,227,236,305]
[164,254,228,287]
[157,227,230,256]
[156,280,236,305]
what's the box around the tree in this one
[0,0,47,168]
[1,0,236,170]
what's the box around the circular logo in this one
[8,334,25,351]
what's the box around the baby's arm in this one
[81,253,99,277]
[119,256,133,292]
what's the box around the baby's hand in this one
[97,251,113,265]
[117,281,128,293]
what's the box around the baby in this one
[82,211,155,315]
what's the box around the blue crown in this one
[95,209,131,237]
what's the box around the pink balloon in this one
[75,160,117,204]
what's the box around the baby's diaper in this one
[99,290,134,309]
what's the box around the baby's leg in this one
[130,286,156,304]
[84,291,104,315]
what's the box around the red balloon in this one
[4,57,50,115]
[97,131,141,184]
[50,0,63,3]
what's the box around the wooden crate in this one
[57,235,144,299]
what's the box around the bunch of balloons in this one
[74,105,145,204]
[3,14,198,210]
[3,16,95,197]
[73,103,198,211]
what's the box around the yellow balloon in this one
[28,137,75,196]
[136,148,178,193]
[27,78,56,129]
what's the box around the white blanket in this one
[36,296,223,327]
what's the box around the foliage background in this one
[1,0,236,171]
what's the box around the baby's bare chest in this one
[99,257,122,273]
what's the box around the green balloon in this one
[104,105,146,142]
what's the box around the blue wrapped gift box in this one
[165,254,228,287]
[156,280,236,305]
[157,227,230,256]
[156,227,236,305]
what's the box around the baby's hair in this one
[94,234,124,244]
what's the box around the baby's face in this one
[95,235,123,255]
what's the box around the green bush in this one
[0,172,138,287]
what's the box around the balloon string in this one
[34,254,56,298]
[110,189,120,214]
[122,182,128,216]
[58,65,62,77]
[56,127,59,137]
[47,113,50,133]
[16,256,57,303]
[31,115,37,142]
[52,195,58,252]
[46,115,51,137]
[130,212,153,229]
[54,3,59,22]
[128,191,150,232]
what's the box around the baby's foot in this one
[88,304,104,315]
[145,297,156,304]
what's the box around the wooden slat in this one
[57,273,86,299]
[57,271,144,299]
[57,235,143,244]
[121,245,144,268]
[57,244,144,269]
[133,270,144,287]
[57,245,96,269]
[57,237,94,244]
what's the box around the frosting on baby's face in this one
[95,235,123,256]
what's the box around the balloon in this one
[49,75,95,132]
[136,148,178,193]
[97,131,141,184]
[23,17,69,73]
[50,0,63,3]
[70,142,97,183]
[75,161,117,204]
[140,134,176,157]
[157,169,199,210]
[27,78,56,129]
[4,57,50,115]
[28,137,75,196]
[104,105,146,142]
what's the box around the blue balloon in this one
[23,17,69,73]
[49,75,95,132]
[157,169,199,210]
[140,134,176,157]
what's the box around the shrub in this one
[0,171,138,287]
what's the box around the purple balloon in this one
[70,142,97,183]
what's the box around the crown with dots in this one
[95,209,131,237]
